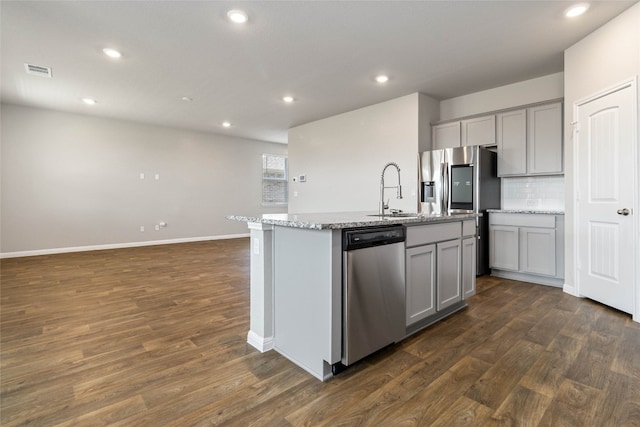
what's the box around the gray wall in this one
[0,104,287,256]
[564,3,640,291]
[439,72,564,121]
[287,93,439,214]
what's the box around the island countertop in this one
[227,211,481,230]
[486,209,565,215]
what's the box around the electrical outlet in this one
[155,225,160,231]
[139,226,145,232]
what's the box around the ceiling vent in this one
[24,63,52,78]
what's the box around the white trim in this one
[0,233,250,259]
[248,222,273,231]
[247,330,274,353]
[562,283,580,298]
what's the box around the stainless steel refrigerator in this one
[419,146,500,275]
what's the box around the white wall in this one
[287,93,439,214]
[440,72,564,121]
[563,3,640,290]
[0,104,287,256]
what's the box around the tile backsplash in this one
[501,176,565,211]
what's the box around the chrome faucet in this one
[379,162,403,215]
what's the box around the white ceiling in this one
[1,1,637,144]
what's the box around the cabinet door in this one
[432,122,461,149]
[489,225,519,271]
[520,227,556,276]
[437,239,461,311]
[406,245,436,326]
[497,109,527,176]
[462,237,476,298]
[461,115,496,147]
[528,102,563,175]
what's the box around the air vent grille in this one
[24,63,52,78]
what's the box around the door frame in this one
[570,77,639,322]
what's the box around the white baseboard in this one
[490,269,564,288]
[0,233,250,259]
[247,330,274,353]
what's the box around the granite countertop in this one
[227,211,480,230]
[487,209,565,215]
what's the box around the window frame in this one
[261,153,288,206]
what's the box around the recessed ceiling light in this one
[375,75,389,83]
[82,98,97,105]
[181,96,193,102]
[102,48,122,58]
[282,96,294,103]
[227,9,248,24]
[222,121,232,128]
[565,3,590,18]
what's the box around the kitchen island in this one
[228,212,479,380]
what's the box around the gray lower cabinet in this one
[436,239,462,311]
[405,220,475,328]
[489,225,519,271]
[462,237,476,298]
[489,212,564,286]
[405,244,436,325]
[520,227,556,276]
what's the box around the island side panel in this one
[247,222,274,352]
[273,226,342,381]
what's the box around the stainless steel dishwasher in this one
[342,225,406,366]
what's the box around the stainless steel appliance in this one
[342,225,405,366]
[419,146,500,275]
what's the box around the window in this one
[262,154,288,205]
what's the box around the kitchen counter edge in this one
[226,212,481,230]
[487,209,565,215]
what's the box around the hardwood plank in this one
[491,385,552,427]
[365,356,492,426]
[2,239,639,426]
[519,333,584,398]
[429,395,494,427]
[465,339,544,409]
[565,330,622,390]
[537,378,603,427]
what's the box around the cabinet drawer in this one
[462,220,475,237]
[489,213,555,228]
[406,222,461,247]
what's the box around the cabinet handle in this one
[617,208,630,216]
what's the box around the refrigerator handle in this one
[441,162,449,213]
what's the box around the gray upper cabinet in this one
[497,109,527,176]
[461,115,496,147]
[527,102,563,175]
[497,102,563,177]
[432,122,461,149]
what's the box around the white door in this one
[576,83,636,314]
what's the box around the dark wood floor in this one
[1,239,639,426]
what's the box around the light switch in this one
[155,174,160,180]
[139,173,145,180]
